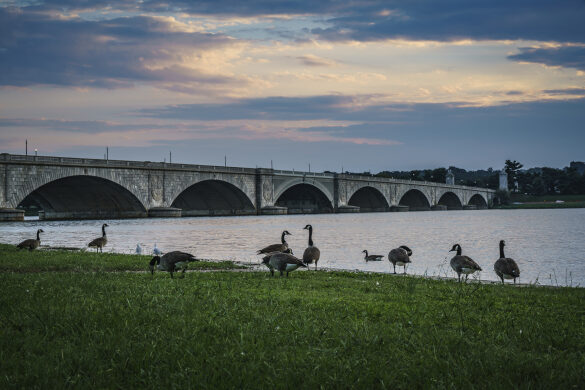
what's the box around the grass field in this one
[1,244,584,388]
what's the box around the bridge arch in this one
[468,193,488,209]
[171,179,256,216]
[398,189,431,211]
[17,175,147,220]
[348,186,389,212]
[437,191,463,210]
[275,183,333,214]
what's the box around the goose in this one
[135,243,143,255]
[149,251,198,278]
[257,230,292,255]
[88,223,108,253]
[153,243,162,256]
[494,240,520,284]
[449,244,482,282]
[17,229,44,251]
[262,251,306,277]
[388,245,412,274]
[302,224,321,270]
[362,250,384,262]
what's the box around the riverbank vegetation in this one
[1,245,584,388]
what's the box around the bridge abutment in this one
[0,208,25,221]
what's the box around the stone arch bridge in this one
[0,154,494,221]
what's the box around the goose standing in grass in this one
[449,244,482,282]
[494,240,520,284]
[388,246,412,274]
[16,229,44,251]
[88,223,108,253]
[153,243,162,256]
[302,224,321,270]
[362,250,384,262]
[257,230,292,255]
[149,251,198,278]
[262,251,306,277]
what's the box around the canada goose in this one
[362,250,384,262]
[257,230,292,254]
[88,223,108,253]
[153,243,162,256]
[149,251,198,278]
[302,224,321,270]
[135,243,143,255]
[16,229,44,251]
[262,251,306,277]
[494,240,520,284]
[388,245,412,274]
[449,244,482,282]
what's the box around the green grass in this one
[1,247,584,388]
[0,244,246,273]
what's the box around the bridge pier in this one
[148,207,182,218]
[260,206,288,215]
[337,205,360,213]
[0,208,25,221]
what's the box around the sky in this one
[1,1,584,172]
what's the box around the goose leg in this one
[270,269,274,277]
[403,265,407,275]
[457,272,461,282]
[393,264,396,274]
[181,268,186,278]
[500,276,504,284]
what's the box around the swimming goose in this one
[88,223,108,253]
[362,250,384,262]
[257,230,292,254]
[388,245,412,274]
[449,244,482,282]
[149,251,198,278]
[262,251,306,277]
[302,224,321,270]
[494,240,520,284]
[17,229,44,250]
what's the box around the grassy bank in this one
[1,246,584,388]
[496,194,585,209]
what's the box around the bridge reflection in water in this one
[0,154,493,221]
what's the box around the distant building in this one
[570,161,585,175]
[446,169,455,185]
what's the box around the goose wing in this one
[17,239,37,249]
[269,253,305,271]
[494,257,520,277]
[257,243,287,254]
[88,237,106,247]
[389,248,410,264]
[451,255,482,271]
[303,246,320,264]
[162,251,197,265]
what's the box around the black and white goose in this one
[262,251,306,277]
[257,230,292,255]
[388,245,412,274]
[302,224,321,270]
[149,251,198,278]
[362,250,384,262]
[88,223,108,253]
[17,229,44,250]
[494,240,520,284]
[449,244,482,282]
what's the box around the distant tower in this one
[446,169,455,185]
[499,170,508,191]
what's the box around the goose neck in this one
[499,242,505,258]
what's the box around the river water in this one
[1,209,584,286]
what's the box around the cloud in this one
[296,54,338,67]
[0,8,244,89]
[508,45,585,71]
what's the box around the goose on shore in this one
[149,251,198,278]
[362,250,384,262]
[494,240,520,284]
[88,224,108,253]
[257,230,291,255]
[262,251,306,277]
[388,245,412,274]
[449,244,482,282]
[17,229,44,251]
[302,224,321,270]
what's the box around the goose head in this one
[399,245,412,256]
[499,240,506,248]
[303,224,312,230]
[37,229,44,234]
[449,244,461,252]
[149,256,161,275]
[283,230,292,236]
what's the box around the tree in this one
[505,160,523,191]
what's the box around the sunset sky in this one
[1,1,584,172]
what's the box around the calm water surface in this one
[1,209,584,286]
